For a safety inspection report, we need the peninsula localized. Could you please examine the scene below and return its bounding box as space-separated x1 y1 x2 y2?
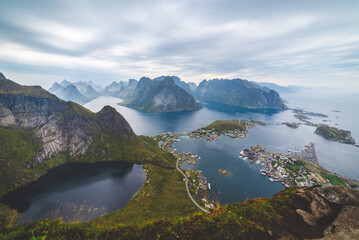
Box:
240 143 359 188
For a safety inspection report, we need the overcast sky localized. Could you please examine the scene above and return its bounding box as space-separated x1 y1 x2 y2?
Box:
0 0 358 89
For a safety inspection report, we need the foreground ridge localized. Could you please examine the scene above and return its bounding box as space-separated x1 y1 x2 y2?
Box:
1 186 359 239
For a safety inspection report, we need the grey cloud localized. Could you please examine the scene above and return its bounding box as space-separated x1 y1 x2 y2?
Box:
0 0 358 88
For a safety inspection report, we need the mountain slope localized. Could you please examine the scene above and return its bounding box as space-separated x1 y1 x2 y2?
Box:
195 78 286 109
0 73 198 229
0 74 135 168
122 76 201 112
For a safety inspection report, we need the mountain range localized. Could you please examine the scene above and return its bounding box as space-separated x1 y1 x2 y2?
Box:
49 75 290 112
49 80 103 104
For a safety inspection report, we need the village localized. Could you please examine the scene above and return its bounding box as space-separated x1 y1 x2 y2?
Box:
239 143 347 188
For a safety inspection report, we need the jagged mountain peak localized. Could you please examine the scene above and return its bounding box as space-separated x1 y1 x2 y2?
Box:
121 76 201 112
60 79 72 87
97 105 135 139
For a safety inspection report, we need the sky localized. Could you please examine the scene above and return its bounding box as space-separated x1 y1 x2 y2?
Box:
0 0 358 89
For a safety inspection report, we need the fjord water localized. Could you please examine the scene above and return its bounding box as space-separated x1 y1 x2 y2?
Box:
84 89 359 204
173 136 285 204
1 162 146 223
85 91 359 173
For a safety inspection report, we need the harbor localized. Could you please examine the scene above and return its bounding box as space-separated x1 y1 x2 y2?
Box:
239 143 356 188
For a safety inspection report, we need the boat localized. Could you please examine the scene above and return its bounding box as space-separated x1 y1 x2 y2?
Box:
261 163 265 166
261 172 267 176
269 178 274 182
208 183 211 190
255 160 261 164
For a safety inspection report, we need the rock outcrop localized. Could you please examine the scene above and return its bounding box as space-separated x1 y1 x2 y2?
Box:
289 186 359 239
0 73 135 167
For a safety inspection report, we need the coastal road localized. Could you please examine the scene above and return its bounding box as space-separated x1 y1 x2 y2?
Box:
175 154 209 213
161 136 209 213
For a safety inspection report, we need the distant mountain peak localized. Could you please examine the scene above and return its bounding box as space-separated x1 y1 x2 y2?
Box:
60 79 72 87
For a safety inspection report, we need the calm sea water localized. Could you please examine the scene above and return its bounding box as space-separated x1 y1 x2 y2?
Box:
1 162 146 223
173 136 284 204
84 90 359 183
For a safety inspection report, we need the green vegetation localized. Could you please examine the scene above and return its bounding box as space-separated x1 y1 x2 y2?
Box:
91 164 198 227
0 78 55 99
1 188 298 239
322 172 347 186
202 120 246 131
0 126 42 196
315 125 356 144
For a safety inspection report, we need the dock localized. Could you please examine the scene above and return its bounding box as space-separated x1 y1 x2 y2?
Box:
309 142 318 164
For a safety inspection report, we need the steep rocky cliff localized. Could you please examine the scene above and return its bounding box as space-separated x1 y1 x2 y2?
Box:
195 78 286 109
121 76 201 112
0 73 135 167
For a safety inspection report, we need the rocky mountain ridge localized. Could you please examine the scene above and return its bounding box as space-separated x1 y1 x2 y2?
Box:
0 73 135 167
195 78 286 109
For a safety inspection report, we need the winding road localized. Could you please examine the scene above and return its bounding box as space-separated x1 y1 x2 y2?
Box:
174 153 209 213
161 137 209 213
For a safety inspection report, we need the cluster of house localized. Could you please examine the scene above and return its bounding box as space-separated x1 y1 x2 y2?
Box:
241 145 331 188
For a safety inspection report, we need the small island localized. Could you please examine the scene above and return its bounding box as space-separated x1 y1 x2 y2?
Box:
282 122 299 129
293 109 328 118
315 125 356 145
190 120 266 141
294 114 310 121
218 169 232 176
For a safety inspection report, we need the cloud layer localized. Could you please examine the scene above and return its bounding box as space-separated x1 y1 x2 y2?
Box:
0 0 358 89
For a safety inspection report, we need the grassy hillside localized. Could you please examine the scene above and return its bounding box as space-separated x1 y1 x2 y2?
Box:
0 78 55 99
0 188 303 239
202 120 246 132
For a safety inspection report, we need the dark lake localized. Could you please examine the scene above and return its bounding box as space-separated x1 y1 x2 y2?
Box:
0 162 146 223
